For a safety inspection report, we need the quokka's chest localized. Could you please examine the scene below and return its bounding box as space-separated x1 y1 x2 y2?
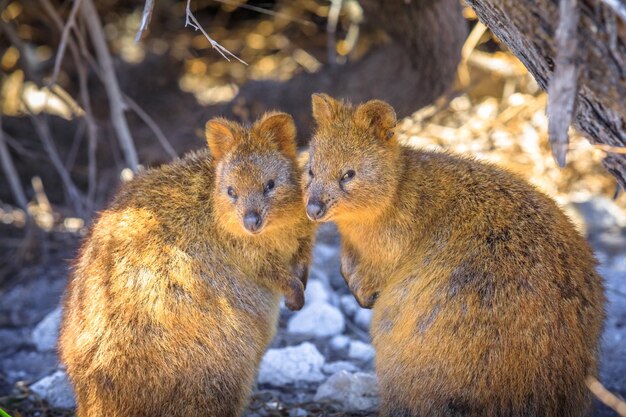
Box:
344 223 413 268
228 235 301 272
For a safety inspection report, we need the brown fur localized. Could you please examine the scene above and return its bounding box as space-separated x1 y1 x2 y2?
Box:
59 113 315 417
304 94 606 417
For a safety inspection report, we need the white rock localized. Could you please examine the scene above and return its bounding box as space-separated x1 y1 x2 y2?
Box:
30 370 76 409
340 295 359 318
354 309 372 330
2 351 57 383
314 371 379 411
304 280 329 304
309 265 330 286
348 341 376 362
257 342 325 386
289 408 308 417
329 335 350 351
313 243 337 266
323 361 359 374
287 303 345 338
572 197 626 233
32 307 62 352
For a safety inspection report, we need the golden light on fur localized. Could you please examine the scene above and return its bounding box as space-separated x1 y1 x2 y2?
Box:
59 114 315 417
305 94 605 417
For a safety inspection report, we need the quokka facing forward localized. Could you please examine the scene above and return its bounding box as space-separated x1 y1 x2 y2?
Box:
304 94 605 417
59 113 315 417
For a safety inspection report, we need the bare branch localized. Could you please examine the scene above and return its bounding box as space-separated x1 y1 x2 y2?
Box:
64 119 86 171
185 0 247 65
0 117 29 213
50 0 83 86
0 19 40 83
14 3 87 213
81 0 140 172
342 1 363 58
591 143 626 155
3 130 43 160
78 62 99 213
135 0 155 42
547 0 579 167
124 95 178 160
586 376 626 417
40 0 100 212
327 0 342 66
458 21 488 88
46 0 167 181
26 110 85 217
213 0 316 27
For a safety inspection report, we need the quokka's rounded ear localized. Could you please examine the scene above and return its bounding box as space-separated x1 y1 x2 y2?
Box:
205 118 239 160
354 100 397 142
311 93 340 126
255 112 297 159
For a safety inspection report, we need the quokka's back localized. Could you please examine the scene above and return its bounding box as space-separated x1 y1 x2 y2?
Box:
304 94 605 417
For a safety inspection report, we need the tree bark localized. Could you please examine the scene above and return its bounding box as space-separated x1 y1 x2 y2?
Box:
466 0 626 189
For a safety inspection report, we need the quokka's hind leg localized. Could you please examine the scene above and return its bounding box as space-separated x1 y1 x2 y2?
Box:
74 389 124 417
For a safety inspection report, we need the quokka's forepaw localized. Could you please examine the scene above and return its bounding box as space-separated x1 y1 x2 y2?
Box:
293 263 309 288
284 278 305 311
340 264 352 286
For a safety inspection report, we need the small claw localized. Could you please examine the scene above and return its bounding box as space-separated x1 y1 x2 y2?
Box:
284 279 305 311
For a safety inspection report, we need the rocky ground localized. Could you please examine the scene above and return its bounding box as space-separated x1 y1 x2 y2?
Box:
0 198 624 417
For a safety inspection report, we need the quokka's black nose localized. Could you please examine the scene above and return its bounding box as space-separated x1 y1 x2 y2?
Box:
243 211 262 233
306 200 327 220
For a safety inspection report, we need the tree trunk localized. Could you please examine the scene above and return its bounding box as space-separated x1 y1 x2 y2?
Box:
466 0 626 189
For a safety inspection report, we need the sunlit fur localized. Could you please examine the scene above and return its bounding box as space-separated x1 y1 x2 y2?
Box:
305 94 606 417
59 113 315 417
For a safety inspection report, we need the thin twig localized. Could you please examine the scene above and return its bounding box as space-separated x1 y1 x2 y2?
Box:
0 19 40 83
135 0 155 42
213 0 315 27
342 0 363 58
64 119 86 171
52 8 174 165
3 130 43 160
26 110 85 217
124 95 178 160
458 22 488 87
0 117 29 213
327 0 342 66
185 0 247 65
81 0 139 172
590 143 626 155
78 60 99 213
586 376 626 417
40 0 100 213
547 0 580 167
50 0 83 85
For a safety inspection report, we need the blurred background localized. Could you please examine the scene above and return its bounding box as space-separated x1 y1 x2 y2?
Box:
0 1 624 416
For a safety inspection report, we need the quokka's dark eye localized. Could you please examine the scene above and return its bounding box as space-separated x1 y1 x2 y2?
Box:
227 186 237 199
341 170 356 182
308 168 314 177
264 179 275 194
